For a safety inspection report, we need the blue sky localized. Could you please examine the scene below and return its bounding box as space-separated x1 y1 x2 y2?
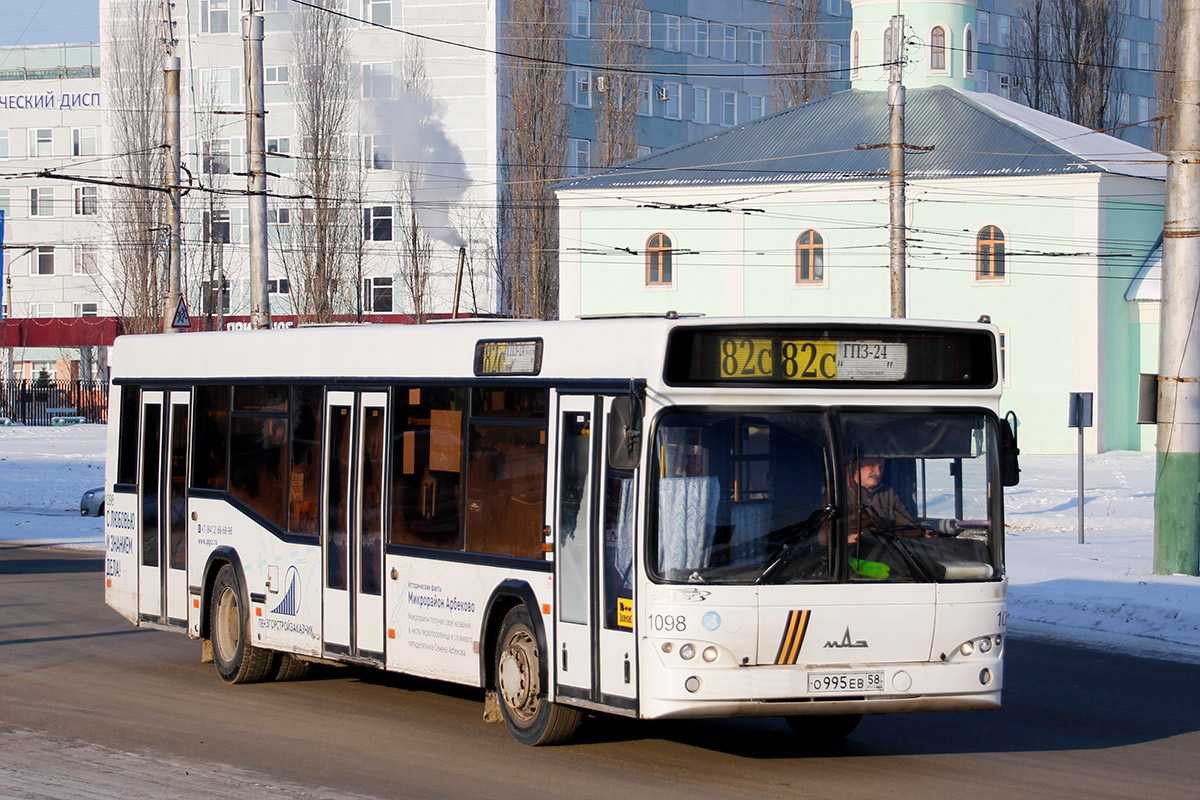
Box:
1 1 101 47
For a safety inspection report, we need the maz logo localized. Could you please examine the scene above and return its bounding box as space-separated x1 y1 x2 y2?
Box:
824 627 868 649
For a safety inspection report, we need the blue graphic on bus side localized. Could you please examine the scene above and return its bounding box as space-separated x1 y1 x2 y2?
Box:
270 566 301 616
702 611 722 631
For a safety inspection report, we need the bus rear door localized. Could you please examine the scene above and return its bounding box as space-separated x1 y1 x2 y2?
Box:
136 389 190 628
322 390 387 663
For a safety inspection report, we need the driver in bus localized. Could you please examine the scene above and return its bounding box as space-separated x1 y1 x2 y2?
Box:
845 456 928 542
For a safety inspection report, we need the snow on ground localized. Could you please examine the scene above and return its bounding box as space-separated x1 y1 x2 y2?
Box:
2 425 1199 663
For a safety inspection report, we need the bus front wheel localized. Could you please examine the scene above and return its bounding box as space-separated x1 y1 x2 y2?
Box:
495 605 582 746
210 564 277 684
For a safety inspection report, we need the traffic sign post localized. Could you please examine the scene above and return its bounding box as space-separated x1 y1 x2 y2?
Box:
1069 392 1093 544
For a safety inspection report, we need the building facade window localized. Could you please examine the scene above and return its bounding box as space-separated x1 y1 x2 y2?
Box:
636 9 651 46
73 127 96 157
977 225 1005 280
976 10 989 44
32 304 55 319
201 0 230 34
1137 42 1150 71
646 233 673 286
796 230 825 283
748 29 764 66
365 0 391 26
204 210 231 244
201 279 231 314
199 68 235 104
364 205 393 241
364 134 393 169
965 27 974 74
75 302 99 317
567 137 591 177
662 82 681 119
31 129 52 158
720 90 737 126
568 69 592 108
997 15 1010 47
850 30 860 77
265 65 289 84
363 276 393 312
883 26 896 71
693 20 709 57
929 26 948 72
362 62 393 98
267 137 290 155
37 246 55 275
693 86 709 123
828 43 843 78
572 0 591 37
76 244 99 274
998 74 1011 99
268 278 291 294
748 95 765 120
637 80 651 116
30 187 54 216
720 25 737 62
664 15 681 52
203 139 231 174
74 186 97 216
0 130 9 159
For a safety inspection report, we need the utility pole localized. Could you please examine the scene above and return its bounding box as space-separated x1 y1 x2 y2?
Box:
887 12 906 319
244 9 271 330
160 2 182 334
1155 0 1200 576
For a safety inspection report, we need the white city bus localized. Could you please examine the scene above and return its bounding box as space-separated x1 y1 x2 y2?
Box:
104 316 1019 745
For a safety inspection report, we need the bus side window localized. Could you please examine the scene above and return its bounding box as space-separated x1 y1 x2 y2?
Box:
464 388 548 559
289 386 323 535
191 385 230 491
390 387 464 550
228 385 288 529
116 385 140 486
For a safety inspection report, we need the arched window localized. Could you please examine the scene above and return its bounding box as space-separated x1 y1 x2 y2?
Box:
965 27 975 74
883 26 896 70
646 233 673 285
977 226 1005 280
796 230 825 283
850 30 861 77
930 26 947 72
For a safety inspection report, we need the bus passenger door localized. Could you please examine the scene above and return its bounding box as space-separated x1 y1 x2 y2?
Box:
554 394 638 710
136 389 190 628
322 390 386 663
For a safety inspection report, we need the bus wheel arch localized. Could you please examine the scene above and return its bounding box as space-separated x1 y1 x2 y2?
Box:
480 580 542 692
204 551 276 683
494 604 582 745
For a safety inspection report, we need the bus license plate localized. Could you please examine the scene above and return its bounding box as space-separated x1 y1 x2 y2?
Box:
807 671 885 694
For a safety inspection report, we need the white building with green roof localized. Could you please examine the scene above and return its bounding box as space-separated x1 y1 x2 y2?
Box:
556 0 1166 455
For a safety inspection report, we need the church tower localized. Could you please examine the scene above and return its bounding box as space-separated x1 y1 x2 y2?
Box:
849 0 980 91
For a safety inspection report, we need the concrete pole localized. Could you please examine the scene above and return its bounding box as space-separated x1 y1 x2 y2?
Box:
244 12 271 330
1155 0 1200 576
163 56 182 333
887 14 906 319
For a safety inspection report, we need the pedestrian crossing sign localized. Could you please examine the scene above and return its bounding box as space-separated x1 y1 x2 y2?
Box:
171 296 191 329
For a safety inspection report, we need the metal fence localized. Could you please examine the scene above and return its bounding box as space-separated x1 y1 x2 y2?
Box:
0 380 109 426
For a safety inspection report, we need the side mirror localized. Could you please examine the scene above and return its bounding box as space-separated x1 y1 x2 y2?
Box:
608 395 642 470
1000 411 1021 487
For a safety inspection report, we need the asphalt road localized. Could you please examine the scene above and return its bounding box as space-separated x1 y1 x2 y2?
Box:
1 543 1198 800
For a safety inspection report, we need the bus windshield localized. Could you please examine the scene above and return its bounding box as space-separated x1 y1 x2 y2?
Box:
650 410 1002 585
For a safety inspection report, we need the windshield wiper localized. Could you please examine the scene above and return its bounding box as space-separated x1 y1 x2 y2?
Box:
755 504 835 585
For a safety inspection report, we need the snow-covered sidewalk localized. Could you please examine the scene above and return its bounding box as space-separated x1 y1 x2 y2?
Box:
3 425 1198 663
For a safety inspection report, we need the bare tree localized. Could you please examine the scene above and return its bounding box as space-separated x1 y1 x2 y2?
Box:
102 0 166 335
768 0 827 109
191 77 231 331
1011 0 1055 113
1153 0 1179 152
498 0 569 319
1008 0 1124 130
282 0 357 323
592 0 644 168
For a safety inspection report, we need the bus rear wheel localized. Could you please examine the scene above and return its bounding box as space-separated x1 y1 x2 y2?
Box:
785 713 863 743
495 606 582 746
210 564 277 684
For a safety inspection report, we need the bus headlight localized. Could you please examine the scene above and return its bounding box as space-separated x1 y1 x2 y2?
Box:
978 637 993 653
702 646 718 663
960 640 976 657
679 643 696 660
